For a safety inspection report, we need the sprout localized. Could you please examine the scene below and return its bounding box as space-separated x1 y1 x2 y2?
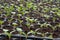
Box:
29 19 34 23
48 33 53 39
26 2 33 8
28 18 34 23
26 22 30 28
3 29 12 39
19 20 23 24
4 5 14 16
16 28 23 32
3 29 9 32
12 22 17 26
12 22 18 29
52 8 59 11
16 28 26 37
27 30 36 35
11 12 16 15
32 5 37 10
0 20 4 25
56 12 60 17
0 20 4 29
26 17 35 23
41 22 51 27
44 14 50 19
18 14 22 16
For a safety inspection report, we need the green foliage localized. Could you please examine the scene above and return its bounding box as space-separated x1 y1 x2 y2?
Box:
3 29 12 39
40 22 51 27
1 0 60 38
26 2 33 9
26 22 31 28
16 28 26 36
12 22 18 27
27 30 36 35
0 20 4 25
4 4 14 16
26 2 37 10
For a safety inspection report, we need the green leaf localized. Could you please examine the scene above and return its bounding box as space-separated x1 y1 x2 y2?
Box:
0 20 4 25
26 22 30 28
26 2 33 8
3 29 9 32
32 5 37 10
27 30 35 35
12 22 18 26
44 14 50 19
16 28 23 32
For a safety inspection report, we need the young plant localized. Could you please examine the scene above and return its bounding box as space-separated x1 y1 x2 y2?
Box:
53 17 56 22
26 17 37 23
0 20 4 29
26 2 33 9
26 22 31 29
8 18 13 23
40 22 51 27
3 29 12 40
4 4 14 16
48 33 53 39
12 22 18 29
26 1 37 10
16 27 26 35
44 14 50 19
17 14 22 19
18 19 23 24
35 28 42 37
27 30 36 36
56 12 60 17
27 30 36 40
17 4 27 15
16 28 27 38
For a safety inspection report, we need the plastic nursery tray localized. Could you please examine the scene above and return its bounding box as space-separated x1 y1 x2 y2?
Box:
27 36 53 40
0 34 53 40
53 38 60 40
10 34 53 40
11 34 25 40
0 34 8 40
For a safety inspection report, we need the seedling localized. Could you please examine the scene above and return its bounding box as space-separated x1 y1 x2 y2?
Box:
18 20 23 24
17 4 27 15
11 12 16 15
26 17 37 23
16 27 26 40
40 22 51 27
56 12 60 17
27 30 36 40
4 4 14 16
26 2 33 9
45 32 53 38
0 20 4 29
16 27 26 36
17 14 22 18
3 29 12 40
26 1 37 10
12 22 18 29
44 14 50 19
8 18 13 23
26 22 31 29
27 30 36 36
